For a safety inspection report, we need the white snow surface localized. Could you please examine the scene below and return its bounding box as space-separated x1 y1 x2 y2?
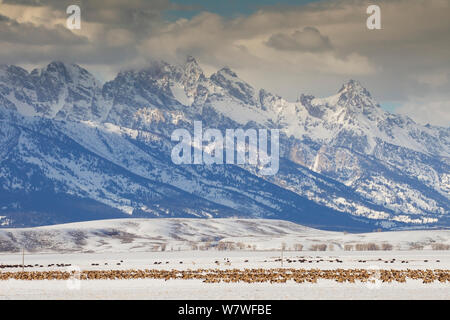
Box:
0 219 449 300
0 250 449 300
0 218 448 253
170 82 193 106
1 276 449 300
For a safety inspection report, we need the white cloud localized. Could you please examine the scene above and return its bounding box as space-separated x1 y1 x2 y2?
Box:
0 0 448 126
414 72 449 87
397 98 450 127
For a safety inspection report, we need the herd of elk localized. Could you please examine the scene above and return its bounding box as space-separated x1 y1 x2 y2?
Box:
0 268 448 284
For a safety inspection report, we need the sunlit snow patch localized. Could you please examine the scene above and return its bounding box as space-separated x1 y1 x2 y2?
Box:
170 83 193 106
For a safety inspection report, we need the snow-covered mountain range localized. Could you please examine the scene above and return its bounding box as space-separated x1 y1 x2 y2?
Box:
0 57 448 230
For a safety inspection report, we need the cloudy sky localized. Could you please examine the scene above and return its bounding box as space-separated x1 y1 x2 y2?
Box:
0 0 449 126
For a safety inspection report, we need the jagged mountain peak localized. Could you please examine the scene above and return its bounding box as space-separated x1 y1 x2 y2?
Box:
338 79 366 92
185 55 197 63
298 93 315 104
0 64 27 74
0 65 30 84
216 66 238 78
337 79 373 100
32 61 70 84
45 60 68 70
181 56 205 89
184 55 202 71
31 61 99 87
41 61 77 76
184 55 201 68
209 66 258 105
334 79 380 111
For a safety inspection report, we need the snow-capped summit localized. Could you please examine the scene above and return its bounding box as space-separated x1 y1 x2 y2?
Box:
216 66 238 78
338 79 371 95
0 61 104 119
37 61 71 80
183 55 203 76
179 56 205 100
334 79 380 112
210 67 258 106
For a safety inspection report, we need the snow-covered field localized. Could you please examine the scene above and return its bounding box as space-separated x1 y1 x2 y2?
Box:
2 277 449 300
0 250 449 299
0 218 449 299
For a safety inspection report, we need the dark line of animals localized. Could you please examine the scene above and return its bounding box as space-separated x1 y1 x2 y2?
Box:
0 268 448 284
0 257 440 269
0 263 71 269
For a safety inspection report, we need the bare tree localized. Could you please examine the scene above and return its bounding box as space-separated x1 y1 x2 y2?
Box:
431 243 450 250
309 244 327 251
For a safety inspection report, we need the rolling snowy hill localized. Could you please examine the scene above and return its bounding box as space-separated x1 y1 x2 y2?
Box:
0 218 449 253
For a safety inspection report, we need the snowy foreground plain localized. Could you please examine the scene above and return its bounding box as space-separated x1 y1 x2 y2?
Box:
0 218 449 299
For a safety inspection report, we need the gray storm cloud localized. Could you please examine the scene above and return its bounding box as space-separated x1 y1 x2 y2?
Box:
0 0 448 126
0 14 88 45
266 27 332 52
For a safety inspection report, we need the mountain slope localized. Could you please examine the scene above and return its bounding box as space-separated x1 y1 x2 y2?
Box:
0 113 377 231
0 57 448 230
